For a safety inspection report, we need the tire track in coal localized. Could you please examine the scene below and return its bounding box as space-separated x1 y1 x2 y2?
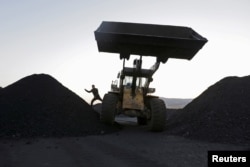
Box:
57 137 167 167
0 142 13 167
82 137 167 167
57 138 129 167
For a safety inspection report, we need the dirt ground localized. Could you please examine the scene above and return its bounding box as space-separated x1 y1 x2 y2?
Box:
0 116 247 167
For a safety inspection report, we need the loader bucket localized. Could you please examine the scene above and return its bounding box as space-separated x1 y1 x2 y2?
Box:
94 21 207 63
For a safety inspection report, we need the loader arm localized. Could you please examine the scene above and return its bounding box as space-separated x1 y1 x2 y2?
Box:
143 61 160 95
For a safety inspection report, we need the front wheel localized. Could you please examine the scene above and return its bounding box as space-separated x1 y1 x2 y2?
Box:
137 117 147 125
148 98 166 132
100 93 118 125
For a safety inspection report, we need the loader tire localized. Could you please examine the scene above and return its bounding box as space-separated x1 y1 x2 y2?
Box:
137 117 147 125
101 93 118 125
148 98 166 132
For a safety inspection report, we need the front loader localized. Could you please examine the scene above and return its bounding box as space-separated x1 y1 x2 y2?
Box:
94 21 207 131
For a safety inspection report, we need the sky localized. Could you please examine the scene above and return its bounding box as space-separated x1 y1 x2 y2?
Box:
1 0 250 103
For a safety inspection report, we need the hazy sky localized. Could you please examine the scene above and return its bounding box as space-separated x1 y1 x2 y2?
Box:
1 0 250 103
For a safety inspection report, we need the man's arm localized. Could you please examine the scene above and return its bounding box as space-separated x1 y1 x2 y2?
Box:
85 89 92 93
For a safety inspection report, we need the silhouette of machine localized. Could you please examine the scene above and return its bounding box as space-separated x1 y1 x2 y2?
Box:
94 21 207 131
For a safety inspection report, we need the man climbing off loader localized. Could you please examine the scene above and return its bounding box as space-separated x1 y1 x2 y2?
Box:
85 84 103 107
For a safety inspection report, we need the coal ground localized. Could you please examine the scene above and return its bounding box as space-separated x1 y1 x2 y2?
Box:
166 75 250 146
0 74 117 138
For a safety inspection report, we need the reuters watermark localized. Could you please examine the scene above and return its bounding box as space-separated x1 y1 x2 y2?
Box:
208 151 249 167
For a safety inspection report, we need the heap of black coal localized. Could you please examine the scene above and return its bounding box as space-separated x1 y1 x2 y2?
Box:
167 76 250 145
0 74 115 138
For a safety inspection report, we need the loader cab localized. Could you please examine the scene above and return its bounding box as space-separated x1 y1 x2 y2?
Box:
123 76 143 87
123 76 132 88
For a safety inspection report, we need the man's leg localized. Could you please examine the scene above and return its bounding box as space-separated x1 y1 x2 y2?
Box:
97 96 103 102
91 98 96 107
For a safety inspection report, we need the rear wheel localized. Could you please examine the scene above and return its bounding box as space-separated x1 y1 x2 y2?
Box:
148 98 166 132
101 93 118 125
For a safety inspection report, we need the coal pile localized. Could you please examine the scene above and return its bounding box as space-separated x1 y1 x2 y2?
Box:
0 74 116 138
167 76 250 145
